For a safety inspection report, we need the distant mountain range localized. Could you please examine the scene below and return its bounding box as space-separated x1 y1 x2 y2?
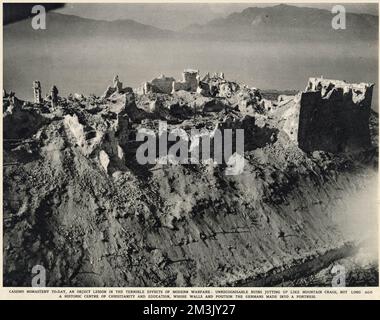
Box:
4 12 174 40
4 4 378 42
185 4 378 41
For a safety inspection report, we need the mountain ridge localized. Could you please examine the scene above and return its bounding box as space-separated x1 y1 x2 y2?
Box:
4 11 175 39
4 4 378 42
184 4 378 41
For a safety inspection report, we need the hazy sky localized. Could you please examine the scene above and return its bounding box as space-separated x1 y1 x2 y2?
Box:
57 3 379 30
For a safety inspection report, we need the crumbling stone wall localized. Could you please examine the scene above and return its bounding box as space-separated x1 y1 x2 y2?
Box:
50 85 59 108
102 76 133 98
33 81 42 103
113 75 123 93
199 72 240 98
284 77 374 153
143 74 175 94
172 69 199 93
151 75 175 94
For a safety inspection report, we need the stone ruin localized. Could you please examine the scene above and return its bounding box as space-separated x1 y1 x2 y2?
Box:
142 74 176 94
137 69 199 94
172 69 199 93
102 75 133 99
113 75 123 93
33 80 42 103
283 77 374 153
21 73 374 156
139 69 243 99
51 85 59 107
201 72 240 98
141 69 200 95
29 80 60 107
2 90 19 113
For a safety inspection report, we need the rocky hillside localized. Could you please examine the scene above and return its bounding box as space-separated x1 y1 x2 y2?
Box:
3 72 378 286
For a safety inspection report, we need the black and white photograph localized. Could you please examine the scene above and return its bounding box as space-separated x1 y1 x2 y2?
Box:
2 1 379 291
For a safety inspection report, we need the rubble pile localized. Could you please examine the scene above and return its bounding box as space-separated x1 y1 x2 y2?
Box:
3 70 378 286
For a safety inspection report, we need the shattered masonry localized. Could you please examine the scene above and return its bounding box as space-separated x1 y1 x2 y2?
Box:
2 69 377 287
33 80 42 104
284 77 374 153
5 72 375 157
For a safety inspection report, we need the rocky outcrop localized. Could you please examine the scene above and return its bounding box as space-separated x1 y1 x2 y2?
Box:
283 77 374 153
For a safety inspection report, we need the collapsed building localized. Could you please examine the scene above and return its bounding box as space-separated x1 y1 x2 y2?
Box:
3 69 378 287
31 81 59 107
101 75 134 99
140 69 201 95
142 74 176 94
139 69 246 100
172 69 199 92
283 77 374 153
11 73 376 156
